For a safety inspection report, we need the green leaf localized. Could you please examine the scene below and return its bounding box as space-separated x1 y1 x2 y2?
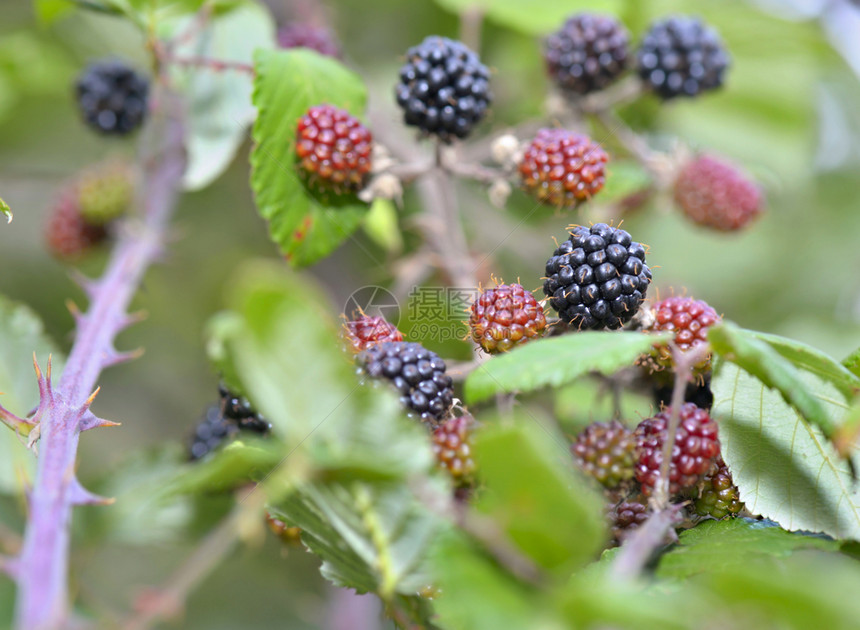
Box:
0 197 10 224
464 331 665 405
598 160 653 204
711 361 860 540
34 0 75 24
709 322 837 438
0 296 65 494
271 481 441 598
473 420 606 573
739 328 860 400
362 198 403 254
842 346 860 380
656 518 838 581
167 1 275 190
251 49 369 267
433 0 620 36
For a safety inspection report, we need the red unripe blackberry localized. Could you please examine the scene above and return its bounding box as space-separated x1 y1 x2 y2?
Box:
544 223 652 330
295 104 373 193
571 420 636 488
694 455 744 519
674 155 763 231
277 23 341 58
469 283 547 354
357 341 454 426
609 500 648 541
636 17 729 99
343 315 403 353
45 188 108 259
432 415 476 485
634 403 720 497
648 296 720 371
544 14 630 96
519 129 608 208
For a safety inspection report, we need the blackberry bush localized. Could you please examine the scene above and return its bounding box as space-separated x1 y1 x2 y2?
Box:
395 36 492 142
543 223 652 330
519 129 608 207
75 59 149 135
674 155 763 231
356 341 454 425
544 14 630 96
571 420 636 488
295 104 373 193
636 16 729 99
469 282 547 354
634 403 721 496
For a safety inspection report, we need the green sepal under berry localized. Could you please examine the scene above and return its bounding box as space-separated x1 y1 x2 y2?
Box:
251 49 369 267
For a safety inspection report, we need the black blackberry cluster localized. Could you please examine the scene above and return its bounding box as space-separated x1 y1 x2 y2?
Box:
636 16 729 99
188 385 271 460
543 223 651 330
395 36 491 142
544 14 630 96
75 59 149 135
357 341 454 425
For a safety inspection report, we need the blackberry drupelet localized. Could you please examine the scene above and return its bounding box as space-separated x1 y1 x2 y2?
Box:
188 405 239 460
45 187 108 259
674 155 763 231
634 403 720 497
357 341 454 425
469 283 547 354
636 16 729 99
694 455 744 519
571 420 636 488
648 296 720 371
343 314 403 353
519 129 608 208
75 59 149 135
295 104 373 193
544 14 630 96
395 36 492 142
543 223 651 330
277 23 341 58
432 415 476 485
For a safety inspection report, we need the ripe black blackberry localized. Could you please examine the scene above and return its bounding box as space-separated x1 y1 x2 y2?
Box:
189 405 239 460
544 14 630 96
395 36 492 142
636 16 728 99
218 384 271 433
543 223 652 330
571 420 636 488
75 59 149 135
356 341 454 425
634 403 720 497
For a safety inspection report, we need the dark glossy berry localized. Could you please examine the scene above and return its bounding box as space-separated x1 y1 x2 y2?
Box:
571 420 636 488
295 104 373 192
648 296 720 371
674 155 763 231
75 59 149 135
519 129 608 208
469 283 546 354
609 500 648 541
654 376 713 411
634 403 720 497
544 14 630 96
395 36 492 142
636 16 729 99
343 315 403 353
356 341 454 425
543 223 652 330
45 187 108 259
277 23 341 58
218 384 271 434
77 162 134 225
694 455 744 519
432 415 476 485
189 404 239 460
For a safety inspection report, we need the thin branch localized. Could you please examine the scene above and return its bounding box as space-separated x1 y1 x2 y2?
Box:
459 6 484 53
159 52 255 75
13 88 186 630
607 505 682 581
